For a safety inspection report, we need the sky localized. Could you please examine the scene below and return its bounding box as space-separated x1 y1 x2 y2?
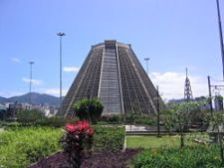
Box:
0 0 224 100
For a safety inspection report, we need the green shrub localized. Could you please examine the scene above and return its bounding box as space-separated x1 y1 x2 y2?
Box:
0 127 62 168
0 121 21 129
100 115 124 124
99 113 155 125
16 109 45 125
16 109 78 127
73 98 103 123
93 125 125 152
125 113 156 125
133 145 221 168
37 116 78 128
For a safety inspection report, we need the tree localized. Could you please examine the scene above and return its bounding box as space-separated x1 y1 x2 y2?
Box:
165 101 203 148
209 111 224 165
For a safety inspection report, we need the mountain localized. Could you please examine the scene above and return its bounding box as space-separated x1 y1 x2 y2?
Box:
0 96 7 103
0 92 60 107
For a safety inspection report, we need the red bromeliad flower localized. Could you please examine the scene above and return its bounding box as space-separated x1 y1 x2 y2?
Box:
65 123 77 133
86 127 94 136
65 120 94 136
63 120 94 168
79 120 90 131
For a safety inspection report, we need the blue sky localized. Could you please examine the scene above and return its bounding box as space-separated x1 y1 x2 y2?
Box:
0 0 224 100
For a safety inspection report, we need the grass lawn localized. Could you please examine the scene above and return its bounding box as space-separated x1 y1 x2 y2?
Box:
126 133 206 149
127 135 180 148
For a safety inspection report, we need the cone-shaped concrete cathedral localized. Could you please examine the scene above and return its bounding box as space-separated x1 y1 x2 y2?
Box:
58 40 164 117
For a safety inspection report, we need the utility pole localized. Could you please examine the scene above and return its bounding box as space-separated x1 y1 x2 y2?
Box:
29 61 34 105
156 85 161 137
208 76 213 116
216 0 224 80
57 32 66 106
144 57 150 76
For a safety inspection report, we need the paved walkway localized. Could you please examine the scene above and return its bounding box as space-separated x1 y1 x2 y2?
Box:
125 125 175 135
125 125 168 132
126 125 151 132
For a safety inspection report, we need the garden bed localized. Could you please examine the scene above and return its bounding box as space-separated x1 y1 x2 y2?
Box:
0 125 125 168
30 149 140 168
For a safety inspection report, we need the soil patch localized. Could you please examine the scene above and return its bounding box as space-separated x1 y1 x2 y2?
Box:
30 149 139 168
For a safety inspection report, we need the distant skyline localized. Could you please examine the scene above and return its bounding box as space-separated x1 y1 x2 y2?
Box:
1 0 224 100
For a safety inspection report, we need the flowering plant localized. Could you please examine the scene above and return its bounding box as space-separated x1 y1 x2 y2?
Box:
61 120 94 168
65 120 94 136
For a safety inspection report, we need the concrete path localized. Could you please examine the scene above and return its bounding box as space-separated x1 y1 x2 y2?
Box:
125 125 175 135
125 125 150 132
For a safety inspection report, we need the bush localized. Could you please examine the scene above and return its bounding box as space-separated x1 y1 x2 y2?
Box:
93 125 125 152
133 145 221 168
99 113 156 125
16 110 78 127
0 127 62 168
125 113 156 125
73 98 103 123
16 109 45 125
37 116 78 128
99 115 124 124
0 121 21 129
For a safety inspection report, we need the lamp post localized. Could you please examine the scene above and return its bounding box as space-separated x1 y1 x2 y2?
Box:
156 85 160 137
216 0 224 80
57 32 66 105
29 61 34 105
144 57 150 76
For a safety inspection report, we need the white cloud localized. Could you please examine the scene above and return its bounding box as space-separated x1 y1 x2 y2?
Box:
22 77 42 85
44 88 68 97
11 57 21 63
0 91 25 98
149 72 208 100
63 66 79 73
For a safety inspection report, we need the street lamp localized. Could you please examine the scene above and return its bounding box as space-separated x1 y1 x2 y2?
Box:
216 0 224 80
57 32 66 105
29 61 34 105
144 57 150 76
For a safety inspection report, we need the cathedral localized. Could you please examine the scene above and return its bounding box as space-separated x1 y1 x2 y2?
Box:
58 40 164 117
